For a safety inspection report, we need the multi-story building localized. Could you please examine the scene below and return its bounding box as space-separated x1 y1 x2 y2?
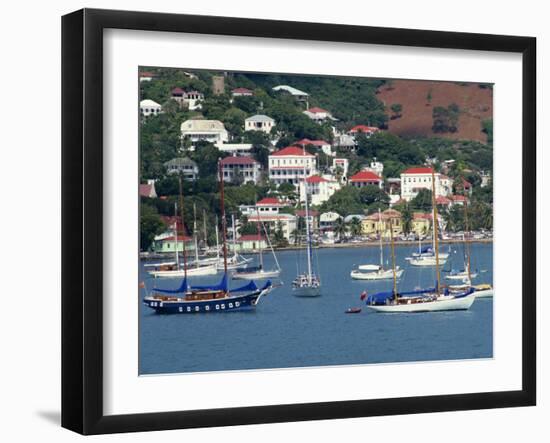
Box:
332 158 349 178
218 143 254 156
163 157 199 181
268 146 317 187
171 88 204 110
400 167 452 201
248 213 297 242
348 171 383 189
180 119 229 147
139 99 162 117
294 138 332 157
219 156 261 184
231 87 254 97
299 175 340 206
244 115 275 134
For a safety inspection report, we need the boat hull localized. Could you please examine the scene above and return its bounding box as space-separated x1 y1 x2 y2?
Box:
143 289 268 314
149 264 218 278
351 268 404 280
367 293 475 313
232 270 281 280
292 286 321 297
409 256 448 267
474 287 494 298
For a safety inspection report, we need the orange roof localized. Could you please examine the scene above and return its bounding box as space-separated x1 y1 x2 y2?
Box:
257 197 284 206
350 125 379 133
270 146 315 157
403 167 434 174
307 107 328 113
349 171 382 182
295 138 329 146
306 175 328 183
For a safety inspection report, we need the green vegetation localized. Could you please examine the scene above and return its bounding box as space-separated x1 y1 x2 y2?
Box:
432 103 460 133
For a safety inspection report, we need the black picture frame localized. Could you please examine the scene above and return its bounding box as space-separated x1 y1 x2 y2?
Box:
62 8 536 435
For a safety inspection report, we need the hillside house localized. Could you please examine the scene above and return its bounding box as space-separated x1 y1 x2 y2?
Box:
244 115 275 134
349 171 383 189
219 156 261 184
268 146 317 187
180 119 229 147
140 99 162 117
163 157 199 180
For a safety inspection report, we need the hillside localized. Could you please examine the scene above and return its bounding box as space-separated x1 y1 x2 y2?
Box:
377 80 493 143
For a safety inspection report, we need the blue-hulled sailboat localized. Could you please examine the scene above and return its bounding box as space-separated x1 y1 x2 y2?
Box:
143 163 273 314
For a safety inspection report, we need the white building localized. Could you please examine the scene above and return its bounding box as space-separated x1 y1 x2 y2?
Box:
140 99 162 117
480 171 491 188
239 197 287 217
319 211 342 231
139 72 155 82
332 158 349 178
272 85 309 103
363 160 384 177
164 157 199 180
219 156 261 184
348 125 380 138
400 167 452 201
244 115 275 134
348 170 383 189
268 146 317 187
231 87 254 97
299 175 341 206
218 143 254 156
171 88 204 110
302 107 336 122
248 213 297 242
180 119 229 147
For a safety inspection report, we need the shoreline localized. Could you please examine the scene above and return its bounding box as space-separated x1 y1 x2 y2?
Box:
140 238 493 259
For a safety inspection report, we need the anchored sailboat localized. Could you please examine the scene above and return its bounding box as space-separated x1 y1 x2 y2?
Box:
351 209 404 280
233 206 281 280
292 148 321 297
143 160 273 314
365 169 475 313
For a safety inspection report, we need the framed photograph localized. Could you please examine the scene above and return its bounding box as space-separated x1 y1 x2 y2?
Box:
62 8 536 435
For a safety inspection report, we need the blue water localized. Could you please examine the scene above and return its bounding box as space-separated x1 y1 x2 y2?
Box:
139 243 493 375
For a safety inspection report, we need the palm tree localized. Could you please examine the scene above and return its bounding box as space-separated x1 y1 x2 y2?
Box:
401 203 413 234
333 217 348 241
349 217 362 238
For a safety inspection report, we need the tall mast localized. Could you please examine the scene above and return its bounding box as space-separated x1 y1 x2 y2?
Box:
202 209 208 250
173 202 179 268
215 215 220 261
378 208 383 267
302 146 313 280
255 204 263 269
178 177 188 280
193 202 199 264
430 168 441 295
232 214 237 259
389 216 397 300
218 160 228 276
463 195 472 283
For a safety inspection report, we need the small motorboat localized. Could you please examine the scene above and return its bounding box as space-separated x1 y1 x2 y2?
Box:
345 307 362 314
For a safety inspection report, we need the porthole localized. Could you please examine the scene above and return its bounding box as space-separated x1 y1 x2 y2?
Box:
187 307 191 312
205 305 210 311
229 303 233 308
195 306 200 312
221 304 225 309
216 305 220 310
179 307 183 312
235 302 240 307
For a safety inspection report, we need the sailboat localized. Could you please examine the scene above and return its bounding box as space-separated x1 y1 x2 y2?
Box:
351 209 404 280
407 219 449 266
143 161 273 314
445 234 478 281
148 181 217 279
233 207 281 280
217 214 252 271
365 169 476 313
292 148 321 297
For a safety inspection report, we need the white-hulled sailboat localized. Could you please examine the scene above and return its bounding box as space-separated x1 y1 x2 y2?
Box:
365 169 476 313
292 148 321 297
233 207 281 280
217 214 252 271
351 209 404 280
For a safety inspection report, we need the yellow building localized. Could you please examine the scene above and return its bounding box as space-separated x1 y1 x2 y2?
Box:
361 209 403 238
411 213 432 236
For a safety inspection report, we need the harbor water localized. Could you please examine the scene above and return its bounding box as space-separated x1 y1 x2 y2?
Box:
139 242 493 375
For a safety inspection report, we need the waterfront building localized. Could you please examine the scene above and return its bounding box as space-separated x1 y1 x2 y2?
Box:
361 209 403 238
219 156 261 184
139 99 162 117
163 157 199 180
268 146 317 187
230 234 268 253
244 114 275 134
319 211 342 231
180 119 229 147
248 213 297 242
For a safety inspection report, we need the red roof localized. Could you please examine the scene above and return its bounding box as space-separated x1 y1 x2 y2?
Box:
349 171 382 182
160 235 193 242
413 213 433 220
237 234 266 242
139 184 154 197
306 175 328 183
140 71 155 77
171 87 185 95
220 156 259 165
232 87 254 94
402 167 434 175
436 196 451 205
295 138 329 147
350 125 379 133
257 197 283 206
307 107 328 114
450 195 468 202
270 146 315 157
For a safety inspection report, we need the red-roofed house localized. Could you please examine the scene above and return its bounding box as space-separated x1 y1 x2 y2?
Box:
400 167 451 201
220 156 261 184
231 234 267 252
139 180 157 198
349 125 380 137
294 138 332 156
231 87 254 97
299 175 341 206
454 177 473 196
349 171 383 189
171 88 204 110
238 197 287 218
303 107 335 122
268 146 317 186
449 194 469 206
139 71 155 82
